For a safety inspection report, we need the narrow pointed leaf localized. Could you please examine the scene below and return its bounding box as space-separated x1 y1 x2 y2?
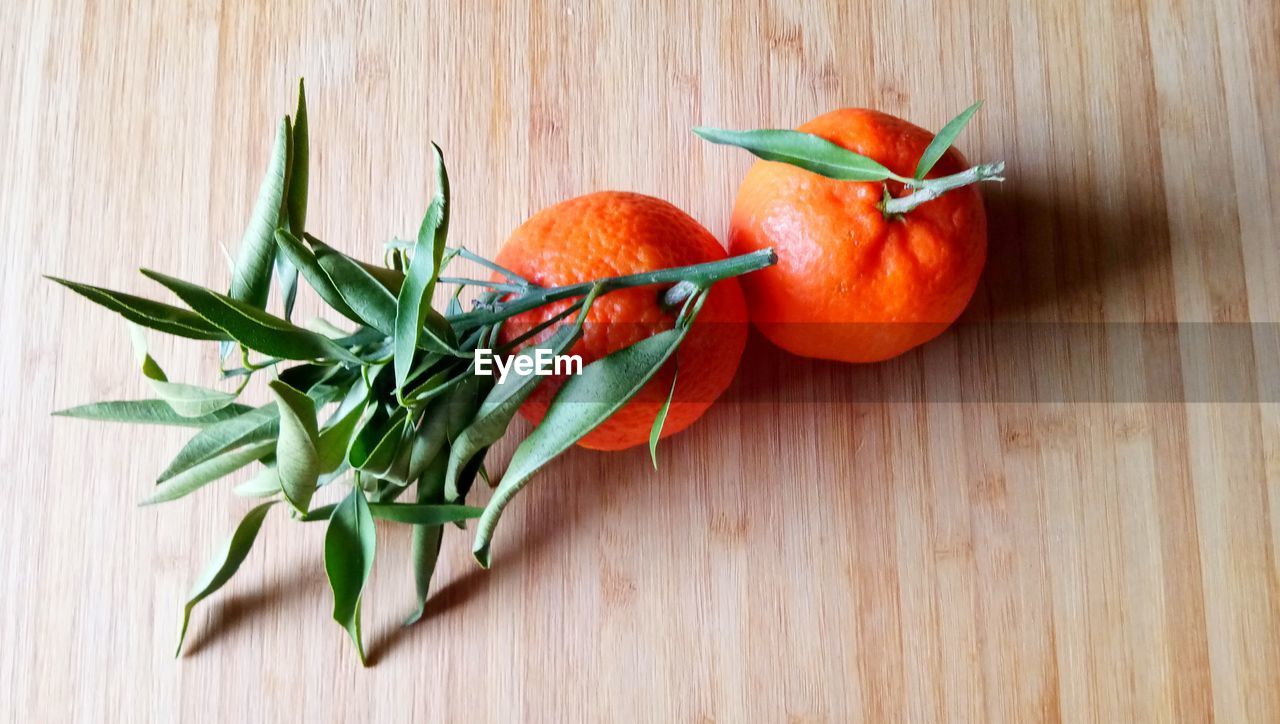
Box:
445 321 583 501
176 501 276 655
693 127 893 181
53 399 252 426
233 466 282 498
157 405 279 483
277 80 309 319
351 412 410 481
325 487 376 665
368 501 481 525
317 384 369 473
474 326 691 567
649 366 678 469
406 405 449 483
310 238 402 334
394 144 457 388
47 277 231 341
405 449 448 626
914 100 983 181
269 380 321 513
274 230 362 325
142 269 361 363
129 325 237 418
143 439 275 505
229 117 292 310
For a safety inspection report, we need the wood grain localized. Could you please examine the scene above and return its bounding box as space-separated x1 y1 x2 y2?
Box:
2 0 1277 721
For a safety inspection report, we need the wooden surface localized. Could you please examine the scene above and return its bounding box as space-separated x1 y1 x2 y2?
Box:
3 1 1278 721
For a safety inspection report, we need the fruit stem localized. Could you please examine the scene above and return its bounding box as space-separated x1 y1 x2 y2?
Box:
448 248 777 330
881 161 1005 216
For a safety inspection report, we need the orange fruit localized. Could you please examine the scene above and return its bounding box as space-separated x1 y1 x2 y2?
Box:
494 191 748 451
728 108 988 362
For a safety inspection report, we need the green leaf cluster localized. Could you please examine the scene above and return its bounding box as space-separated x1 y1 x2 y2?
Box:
50 80 776 665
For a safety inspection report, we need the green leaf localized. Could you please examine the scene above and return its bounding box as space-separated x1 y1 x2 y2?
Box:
269 380 321 513
143 439 275 505
394 144 457 389
309 237 402 334
129 325 238 418
53 399 253 426
405 405 449 483
405 449 448 626
142 269 361 363
350 410 410 482
649 366 678 469
277 361 347 395
444 320 584 501
229 116 292 310
176 501 276 655
692 127 894 182
277 79 309 320
367 501 481 525
317 384 369 473
914 100 983 181
274 230 363 325
233 466 282 498
473 324 693 567
157 405 278 483
324 486 376 665
47 277 231 341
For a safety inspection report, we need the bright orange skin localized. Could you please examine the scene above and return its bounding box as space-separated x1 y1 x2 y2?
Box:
494 192 748 451
729 109 988 363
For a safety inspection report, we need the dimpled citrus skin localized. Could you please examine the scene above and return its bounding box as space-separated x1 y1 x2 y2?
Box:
494 191 747 451
729 108 988 363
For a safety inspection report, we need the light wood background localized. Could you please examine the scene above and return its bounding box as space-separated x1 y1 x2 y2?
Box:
3 0 1278 721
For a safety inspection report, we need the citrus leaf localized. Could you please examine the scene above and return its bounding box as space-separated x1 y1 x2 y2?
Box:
274 230 362 325
229 116 291 310
692 127 894 182
268 380 322 513
233 466 282 498
444 320 584 501
176 501 276 655
649 365 678 469
325 486 376 665
473 326 689 567
394 144 457 389
143 439 275 505
128 325 238 418
142 269 361 363
157 405 278 483
367 501 481 525
317 383 369 473
310 237 402 334
236 463 349 498
301 499 476 525
405 449 449 626
47 277 232 341
914 100 982 181
277 79 309 320
350 411 410 481
53 399 253 426
405 405 449 483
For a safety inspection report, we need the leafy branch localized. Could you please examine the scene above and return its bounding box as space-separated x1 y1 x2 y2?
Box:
50 80 775 665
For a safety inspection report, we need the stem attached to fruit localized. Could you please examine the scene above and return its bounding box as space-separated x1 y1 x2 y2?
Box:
448 248 778 331
881 162 1005 217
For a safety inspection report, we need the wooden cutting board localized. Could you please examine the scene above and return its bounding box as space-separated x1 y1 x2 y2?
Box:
3 1 1277 721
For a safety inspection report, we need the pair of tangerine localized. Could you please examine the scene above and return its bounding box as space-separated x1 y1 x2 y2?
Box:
494 109 990 450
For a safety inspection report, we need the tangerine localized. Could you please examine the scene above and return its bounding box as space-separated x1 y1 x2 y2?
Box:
494 191 747 451
728 108 988 362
